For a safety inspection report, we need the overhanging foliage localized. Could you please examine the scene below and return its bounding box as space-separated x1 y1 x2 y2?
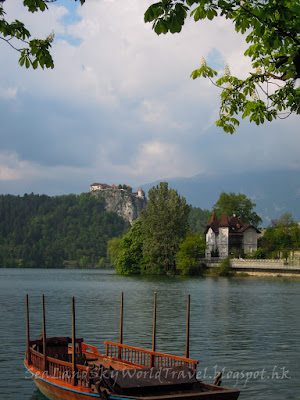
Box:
0 0 85 69
145 0 300 132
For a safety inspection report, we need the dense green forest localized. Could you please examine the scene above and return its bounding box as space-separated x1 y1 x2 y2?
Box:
0 190 212 269
0 193 128 268
2 188 297 271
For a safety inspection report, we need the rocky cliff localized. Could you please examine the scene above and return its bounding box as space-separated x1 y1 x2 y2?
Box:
92 189 147 225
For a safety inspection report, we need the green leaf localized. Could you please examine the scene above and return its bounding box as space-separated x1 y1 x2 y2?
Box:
191 6 206 21
145 4 164 22
19 56 25 67
32 59 38 69
207 8 217 20
154 20 168 34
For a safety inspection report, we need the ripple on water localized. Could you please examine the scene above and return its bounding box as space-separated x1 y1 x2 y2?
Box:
0 269 299 400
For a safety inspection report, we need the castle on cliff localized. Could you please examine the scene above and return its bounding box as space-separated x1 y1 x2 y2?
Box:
89 183 146 224
90 183 145 199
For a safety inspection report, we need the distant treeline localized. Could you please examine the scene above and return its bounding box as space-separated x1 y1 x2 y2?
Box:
0 193 129 268
4 189 298 271
188 207 211 234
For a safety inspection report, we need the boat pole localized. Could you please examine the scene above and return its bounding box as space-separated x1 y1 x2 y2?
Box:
118 292 123 359
151 292 157 367
42 294 48 371
185 294 190 359
72 296 77 386
26 294 31 365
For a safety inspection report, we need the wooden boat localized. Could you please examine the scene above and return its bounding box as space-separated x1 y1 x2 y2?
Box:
24 293 240 400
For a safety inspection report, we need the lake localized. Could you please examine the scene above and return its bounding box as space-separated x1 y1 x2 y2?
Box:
0 269 299 400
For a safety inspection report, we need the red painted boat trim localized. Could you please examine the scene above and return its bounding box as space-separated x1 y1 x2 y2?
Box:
24 359 98 398
25 360 138 400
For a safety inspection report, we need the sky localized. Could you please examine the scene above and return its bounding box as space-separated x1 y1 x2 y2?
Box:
0 0 299 198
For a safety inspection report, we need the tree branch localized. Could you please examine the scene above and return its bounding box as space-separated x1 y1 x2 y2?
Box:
0 36 24 52
240 3 300 46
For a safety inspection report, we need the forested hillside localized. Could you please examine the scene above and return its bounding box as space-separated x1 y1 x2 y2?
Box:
188 207 211 234
0 193 128 268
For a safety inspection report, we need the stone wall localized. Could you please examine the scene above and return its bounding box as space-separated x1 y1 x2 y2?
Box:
242 228 258 254
218 227 229 258
205 258 300 272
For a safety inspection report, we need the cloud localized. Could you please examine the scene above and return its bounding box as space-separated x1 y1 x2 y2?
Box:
0 0 299 196
0 86 18 100
98 140 184 182
138 99 186 131
4 0 67 37
0 151 38 181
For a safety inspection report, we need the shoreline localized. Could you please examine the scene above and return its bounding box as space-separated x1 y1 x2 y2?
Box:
235 271 300 277
1 266 300 278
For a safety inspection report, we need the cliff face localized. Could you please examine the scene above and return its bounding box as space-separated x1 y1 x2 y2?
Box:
92 189 147 225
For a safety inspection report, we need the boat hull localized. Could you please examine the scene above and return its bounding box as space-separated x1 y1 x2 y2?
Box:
34 378 95 400
26 362 239 400
25 362 99 400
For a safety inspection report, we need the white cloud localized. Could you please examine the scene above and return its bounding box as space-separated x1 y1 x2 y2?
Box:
92 138 202 185
0 152 37 181
138 99 186 131
1 0 254 111
108 140 182 180
0 86 18 99
0 0 299 195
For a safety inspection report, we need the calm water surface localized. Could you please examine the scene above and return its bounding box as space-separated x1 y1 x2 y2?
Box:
0 269 299 400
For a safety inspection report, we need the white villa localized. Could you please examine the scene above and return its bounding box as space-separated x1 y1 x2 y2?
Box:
205 212 260 258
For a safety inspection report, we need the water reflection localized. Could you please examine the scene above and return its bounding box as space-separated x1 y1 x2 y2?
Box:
28 390 47 400
0 269 299 400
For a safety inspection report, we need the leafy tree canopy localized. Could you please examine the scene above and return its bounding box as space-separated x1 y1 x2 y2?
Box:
258 212 300 258
107 237 122 265
145 0 300 133
114 219 146 275
141 182 191 274
175 231 206 275
212 191 262 226
277 212 297 226
0 0 85 69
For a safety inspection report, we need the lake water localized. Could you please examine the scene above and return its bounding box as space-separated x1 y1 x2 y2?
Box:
0 269 299 400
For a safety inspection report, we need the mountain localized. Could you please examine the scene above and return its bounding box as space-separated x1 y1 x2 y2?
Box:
139 170 300 227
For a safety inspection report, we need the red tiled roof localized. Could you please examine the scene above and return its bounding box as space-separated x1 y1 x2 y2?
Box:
206 213 260 234
205 212 220 233
239 223 260 233
219 214 229 227
228 215 242 226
